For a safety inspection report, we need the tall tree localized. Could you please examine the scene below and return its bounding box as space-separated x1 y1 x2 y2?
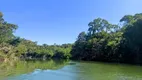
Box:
0 12 18 43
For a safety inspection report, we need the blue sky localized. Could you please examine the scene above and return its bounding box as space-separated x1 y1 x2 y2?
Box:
0 0 142 45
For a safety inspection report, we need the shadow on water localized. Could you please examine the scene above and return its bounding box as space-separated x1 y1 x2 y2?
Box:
73 61 142 80
0 59 69 80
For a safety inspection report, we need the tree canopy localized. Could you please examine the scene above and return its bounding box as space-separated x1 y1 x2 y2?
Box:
71 13 142 64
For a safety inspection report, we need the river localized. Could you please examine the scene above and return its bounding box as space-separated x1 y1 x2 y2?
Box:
1 60 142 80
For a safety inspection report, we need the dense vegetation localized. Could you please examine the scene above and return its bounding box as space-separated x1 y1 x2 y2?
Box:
71 13 142 64
0 12 72 61
0 11 142 64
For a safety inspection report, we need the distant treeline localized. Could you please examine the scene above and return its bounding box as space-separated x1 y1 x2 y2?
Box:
0 12 142 64
0 12 72 61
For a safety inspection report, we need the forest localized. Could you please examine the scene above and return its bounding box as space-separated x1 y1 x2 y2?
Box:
0 12 142 64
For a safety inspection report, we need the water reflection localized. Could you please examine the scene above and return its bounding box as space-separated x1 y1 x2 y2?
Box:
1 60 142 80
75 61 142 80
0 59 68 80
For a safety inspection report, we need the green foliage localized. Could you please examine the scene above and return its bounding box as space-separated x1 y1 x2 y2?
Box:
0 12 18 43
1 11 142 64
71 13 142 64
0 12 72 60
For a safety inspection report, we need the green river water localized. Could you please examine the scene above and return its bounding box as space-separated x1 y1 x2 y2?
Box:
1 60 142 80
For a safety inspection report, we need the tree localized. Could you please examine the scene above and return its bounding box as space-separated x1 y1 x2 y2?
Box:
0 12 18 43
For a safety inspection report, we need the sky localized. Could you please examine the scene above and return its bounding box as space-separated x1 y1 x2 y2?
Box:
0 0 142 45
